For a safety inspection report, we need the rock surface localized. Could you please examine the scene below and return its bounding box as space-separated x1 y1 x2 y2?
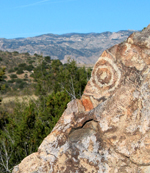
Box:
13 25 150 173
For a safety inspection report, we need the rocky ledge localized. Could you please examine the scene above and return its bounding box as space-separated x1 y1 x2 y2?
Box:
13 25 150 173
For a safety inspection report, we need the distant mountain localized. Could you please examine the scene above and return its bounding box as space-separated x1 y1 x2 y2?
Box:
0 30 135 64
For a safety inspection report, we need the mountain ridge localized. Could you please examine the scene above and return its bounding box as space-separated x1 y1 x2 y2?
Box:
0 30 136 64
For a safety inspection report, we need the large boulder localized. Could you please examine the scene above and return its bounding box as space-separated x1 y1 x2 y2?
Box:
13 25 150 173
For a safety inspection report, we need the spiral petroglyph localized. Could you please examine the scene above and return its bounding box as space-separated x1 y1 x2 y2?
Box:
84 56 121 99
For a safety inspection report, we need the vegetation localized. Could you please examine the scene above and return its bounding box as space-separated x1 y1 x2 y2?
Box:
142 27 146 31
32 57 91 99
0 67 5 103
0 92 70 172
0 51 92 172
0 51 37 95
10 74 17 79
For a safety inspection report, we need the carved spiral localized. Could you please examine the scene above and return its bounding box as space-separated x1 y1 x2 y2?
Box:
88 57 121 99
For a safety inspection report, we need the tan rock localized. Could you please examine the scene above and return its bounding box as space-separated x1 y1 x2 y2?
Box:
13 24 150 173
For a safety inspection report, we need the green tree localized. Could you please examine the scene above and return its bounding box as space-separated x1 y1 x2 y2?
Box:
32 57 92 99
13 51 19 56
44 56 51 63
18 63 27 68
0 56 92 171
0 67 5 103
8 69 15 73
0 91 70 171
59 59 91 99
25 65 34 72
10 74 17 79
16 68 24 74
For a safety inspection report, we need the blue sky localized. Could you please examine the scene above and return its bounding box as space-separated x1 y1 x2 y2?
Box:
0 0 149 39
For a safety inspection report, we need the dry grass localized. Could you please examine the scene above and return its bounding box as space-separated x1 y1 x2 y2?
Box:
77 63 94 69
1 95 38 113
2 95 38 104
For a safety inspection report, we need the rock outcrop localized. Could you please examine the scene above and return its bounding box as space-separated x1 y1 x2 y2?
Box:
13 25 150 173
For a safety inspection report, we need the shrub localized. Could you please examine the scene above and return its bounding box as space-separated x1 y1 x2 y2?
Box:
16 69 24 74
10 74 17 79
2 75 7 79
24 74 28 79
29 60 35 64
18 63 27 68
8 69 15 73
15 78 23 83
14 79 27 89
45 56 51 63
23 78 28 81
25 65 34 72
23 52 30 56
13 51 19 56
14 67 18 71
142 27 146 31
18 82 25 89
30 73 34 77
34 53 38 57
8 79 15 83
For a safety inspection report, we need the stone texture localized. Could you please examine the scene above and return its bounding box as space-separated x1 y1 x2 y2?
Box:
13 25 150 173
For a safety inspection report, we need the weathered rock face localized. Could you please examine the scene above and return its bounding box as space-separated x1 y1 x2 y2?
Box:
13 25 150 173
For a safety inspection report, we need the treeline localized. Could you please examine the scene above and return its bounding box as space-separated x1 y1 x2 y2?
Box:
32 56 91 98
0 56 92 172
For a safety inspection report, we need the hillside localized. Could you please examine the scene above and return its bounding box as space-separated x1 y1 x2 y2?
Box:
0 50 36 70
0 51 39 97
0 30 135 64
0 49 93 99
